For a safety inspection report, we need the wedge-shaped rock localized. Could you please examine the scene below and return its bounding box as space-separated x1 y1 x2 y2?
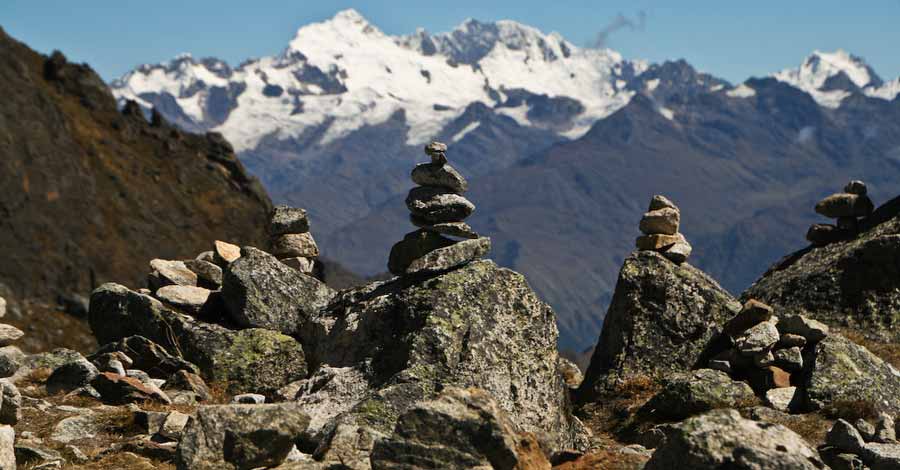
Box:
89 283 307 393
270 232 319 258
222 247 334 334
269 205 310 235
410 215 478 239
735 320 780 355
662 234 692 264
724 299 774 337
370 387 550 470
639 207 680 235
406 237 491 274
387 229 455 275
645 409 826 470
805 335 900 413
148 259 197 291
176 403 310 470
184 259 223 289
155 285 211 314
648 195 678 211
411 163 468 193
405 186 475 223
815 193 874 218
635 233 680 251
213 240 241 266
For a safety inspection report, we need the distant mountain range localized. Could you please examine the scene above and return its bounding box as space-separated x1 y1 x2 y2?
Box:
109 9 900 351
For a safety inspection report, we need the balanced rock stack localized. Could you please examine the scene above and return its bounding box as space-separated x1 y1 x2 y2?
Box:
388 141 491 275
635 195 692 264
268 205 318 274
807 180 874 246
0 295 24 349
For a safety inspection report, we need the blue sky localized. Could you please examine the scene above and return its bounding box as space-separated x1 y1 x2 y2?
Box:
5 0 899 84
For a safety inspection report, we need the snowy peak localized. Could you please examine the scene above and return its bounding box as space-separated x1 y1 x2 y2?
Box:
773 49 897 107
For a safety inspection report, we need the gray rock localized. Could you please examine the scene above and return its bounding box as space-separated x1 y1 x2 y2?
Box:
662 234 693 264
410 215 478 239
46 357 99 395
649 195 678 211
405 186 475 223
645 409 825 470
89 283 308 394
816 193 875 218
708 359 732 374
91 352 132 375
827 419 867 454
196 251 215 263
222 247 334 334
845 180 868 196
214 240 242 266
641 369 756 420
639 207 680 235
424 141 448 165
370 387 551 470
736 320 780 355
857 419 877 442
806 335 900 413
806 223 847 246
0 324 23 346
184 259 223 289
0 346 24 378
281 257 315 274
155 285 211 313
774 346 804 372
635 233 680 250
861 442 900 469
148 259 197 291
765 386 800 412
0 426 13 470
167 370 212 402
232 393 265 404
50 414 103 443
752 350 776 367
778 315 829 344
406 237 491 274
93 336 198 378
387 229 455 275
777 334 807 349
559 357 584 389
0 380 21 425
724 299 774 337
270 232 320 258
92 371 171 405
176 403 310 470
410 163 469 193
158 411 191 441
820 448 866 470
875 413 897 443
269 205 310 235
14 442 63 467
290 366 371 443
578 251 740 400
0 297 4 318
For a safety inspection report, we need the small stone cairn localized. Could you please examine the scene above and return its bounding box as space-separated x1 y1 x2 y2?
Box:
635 195 692 264
707 299 829 412
267 205 319 274
0 295 25 350
388 141 491 275
807 180 874 246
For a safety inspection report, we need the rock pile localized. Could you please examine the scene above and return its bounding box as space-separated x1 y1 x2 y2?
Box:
268 205 319 275
388 141 491 275
820 416 900 469
635 195 692 264
0 296 23 349
807 180 875 246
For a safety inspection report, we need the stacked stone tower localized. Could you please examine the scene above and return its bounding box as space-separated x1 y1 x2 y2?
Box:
807 180 874 246
268 206 319 274
635 195 692 264
388 142 491 275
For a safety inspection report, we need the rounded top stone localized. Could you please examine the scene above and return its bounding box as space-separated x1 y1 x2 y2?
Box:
424 141 447 156
844 180 867 195
648 195 678 212
269 205 310 235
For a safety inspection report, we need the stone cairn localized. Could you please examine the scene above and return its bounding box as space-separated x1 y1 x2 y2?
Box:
807 180 874 246
635 195 692 264
0 295 25 357
388 141 491 275
707 299 829 412
268 205 319 275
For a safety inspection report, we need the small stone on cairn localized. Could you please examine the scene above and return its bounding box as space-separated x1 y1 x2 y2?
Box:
268 206 319 274
388 141 490 275
807 180 874 247
635 195 692 264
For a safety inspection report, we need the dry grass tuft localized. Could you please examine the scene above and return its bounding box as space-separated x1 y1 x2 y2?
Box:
838 328 900 369
553 447 648 470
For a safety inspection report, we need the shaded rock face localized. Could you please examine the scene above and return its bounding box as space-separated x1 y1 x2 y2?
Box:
645 409 826 470
89 283 307 393
744 204 900 339
640 369 756 421
805 335 900 413
300 260 584 462
577 251 740 402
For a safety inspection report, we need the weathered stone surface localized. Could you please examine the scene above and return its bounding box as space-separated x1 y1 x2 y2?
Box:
387 229 455 275
91 372 171 404
232 393 265 404
875 413 897 443
826 419 866 454
222 247 334 334
410 215 478 239
744 212 900 340
777 334 807 349
736 320 780 355
406 237 491 274
662 234 693 264
93 336 198 378
578 251 740 400
270 232 320 258
0 346 24 378
148 259 197 291
635 233 680 250
214 240 241 266
424 141 448 165
269 205 310 235
645 409 825 470
167 370 212 402
155 285 211 313
411 163 468 193
0 324 23 347
639 207 680 235
861 442 900 469
370 387 551 470
641 369 756 420
0 426 13 470
773 346 804 372
648 195 678 212
816 193 875 218
765 386 800 412
158 411 190 441
50 414 103 443
777 315 829 343
559 358 583 389
301 260 585 460
184 259 223 289
724 299 774 337
857 419 877 442
845 180 868 196
0 298 4 318
806 335 900 413
0 380 21 425
90 283 308 393
46 357 99 395
405 187 475 223
281 257 315 274
176 403 310 470
746 366 792 393
806 223 848 246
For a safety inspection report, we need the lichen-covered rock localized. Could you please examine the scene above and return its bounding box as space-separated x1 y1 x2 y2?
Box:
270 232 320 258
405 186 475 223
387 229 456 275
92 336 198 378
405 237 491 274
0 426 13 470
410 163 468 194
300 260 585 464
370 387 551 470
805 335 900 413
815 193 874 218
89 283 307 393
269 205 310 235
577 251 740 401
45 356 99 395
744 206 900 340
176 403 310 470
826 419 866 454
222 247 333 334
640 369 756 420
645 409 826 470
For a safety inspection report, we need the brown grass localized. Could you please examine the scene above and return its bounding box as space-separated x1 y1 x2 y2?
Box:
553 448 648 470
838 328 900 369
577 375 662 445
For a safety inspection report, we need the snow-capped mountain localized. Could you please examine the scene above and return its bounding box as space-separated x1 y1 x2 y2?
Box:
773 49 900 108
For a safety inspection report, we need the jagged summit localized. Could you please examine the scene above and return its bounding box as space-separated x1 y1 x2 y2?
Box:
773 49 900 107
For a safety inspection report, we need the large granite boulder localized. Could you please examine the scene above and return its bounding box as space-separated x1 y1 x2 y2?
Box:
640 369 757 421
298 260 585 466
221 247 334 335
370 387 550 470
744 201 900 339
645 409 826 470
805 335 900 413
577 251 741 402
89 283 307 393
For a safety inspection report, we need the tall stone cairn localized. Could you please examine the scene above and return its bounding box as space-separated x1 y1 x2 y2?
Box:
807 180 875 246
635 195 692 264
267 206 319 274
388 141 491 275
